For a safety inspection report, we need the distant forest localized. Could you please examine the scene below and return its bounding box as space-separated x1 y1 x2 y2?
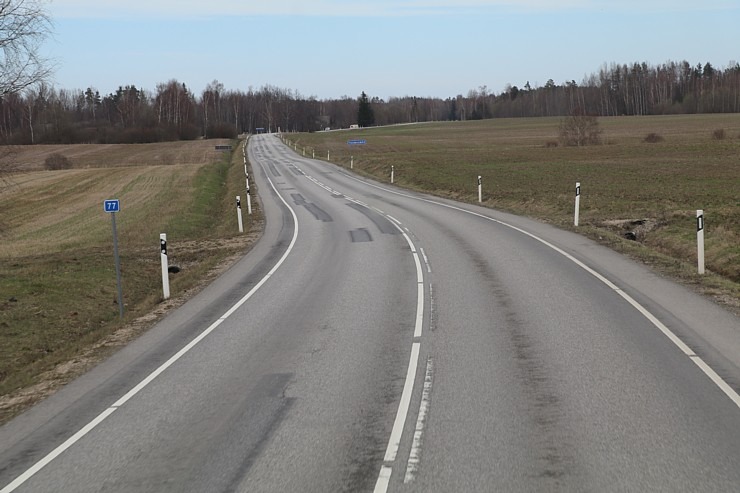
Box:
2 60 739 145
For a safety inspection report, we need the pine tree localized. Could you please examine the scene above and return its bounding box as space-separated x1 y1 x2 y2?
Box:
357 91 375 127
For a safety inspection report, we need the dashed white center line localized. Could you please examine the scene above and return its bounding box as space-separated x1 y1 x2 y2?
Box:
405 355 434 483
419 247 431 273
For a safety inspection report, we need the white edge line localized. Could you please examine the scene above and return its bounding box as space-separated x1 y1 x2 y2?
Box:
614 290 695 356
373 465 393 493
386 215 401 225
414 283 424 339
0 138 301 493
412 253 423 280
383 342 421 462
339 170 740 409
0 408 117 493
691 356 740 408
402 233 417 253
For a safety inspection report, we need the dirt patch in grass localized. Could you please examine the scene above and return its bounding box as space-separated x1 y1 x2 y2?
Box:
600 218 660 242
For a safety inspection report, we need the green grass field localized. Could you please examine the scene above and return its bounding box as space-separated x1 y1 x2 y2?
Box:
0 139 259 420
285 115 739 303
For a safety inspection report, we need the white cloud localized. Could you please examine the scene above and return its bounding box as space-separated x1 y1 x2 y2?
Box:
50 0 737 18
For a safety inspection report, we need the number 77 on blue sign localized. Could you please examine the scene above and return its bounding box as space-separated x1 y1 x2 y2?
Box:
104 199 120 213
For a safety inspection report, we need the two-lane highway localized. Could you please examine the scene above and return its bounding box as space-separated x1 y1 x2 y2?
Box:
272 135 740 491
2 134 740 492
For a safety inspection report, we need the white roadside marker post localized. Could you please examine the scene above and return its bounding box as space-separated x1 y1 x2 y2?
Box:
391 165 395 184
312 149 315 159
478 175 482 203
236 196 244 233
327 150 330 161
574 182 581 227
160 233 170 300
697 210 705 274
246 178 252 215
351 156 354 169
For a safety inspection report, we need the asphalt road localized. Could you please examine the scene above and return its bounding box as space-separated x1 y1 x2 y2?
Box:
1 134 740 492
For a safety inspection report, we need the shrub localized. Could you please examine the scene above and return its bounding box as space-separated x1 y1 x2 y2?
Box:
545 140 559 148
44 153 73 170
712 128 726 140
558 108 602 146
644 132 664 143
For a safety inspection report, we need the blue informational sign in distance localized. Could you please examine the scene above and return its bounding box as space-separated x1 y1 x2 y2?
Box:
104 199 120 213
347 139 367 145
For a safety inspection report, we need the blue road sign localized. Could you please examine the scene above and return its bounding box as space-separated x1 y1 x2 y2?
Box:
104 199 120 213
347 139 367 145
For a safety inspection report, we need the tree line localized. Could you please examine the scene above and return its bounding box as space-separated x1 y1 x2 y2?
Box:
2 60 740 145
495 61 740 118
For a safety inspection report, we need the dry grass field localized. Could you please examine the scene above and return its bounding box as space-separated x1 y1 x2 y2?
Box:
285 114 739 306
0 139 260 421
5 140 230 171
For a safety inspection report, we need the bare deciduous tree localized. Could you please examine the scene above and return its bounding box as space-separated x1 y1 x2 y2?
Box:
1 0 52 191
1 0 53 96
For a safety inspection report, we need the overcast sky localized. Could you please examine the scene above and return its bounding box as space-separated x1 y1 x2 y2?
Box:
46 0 740 100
